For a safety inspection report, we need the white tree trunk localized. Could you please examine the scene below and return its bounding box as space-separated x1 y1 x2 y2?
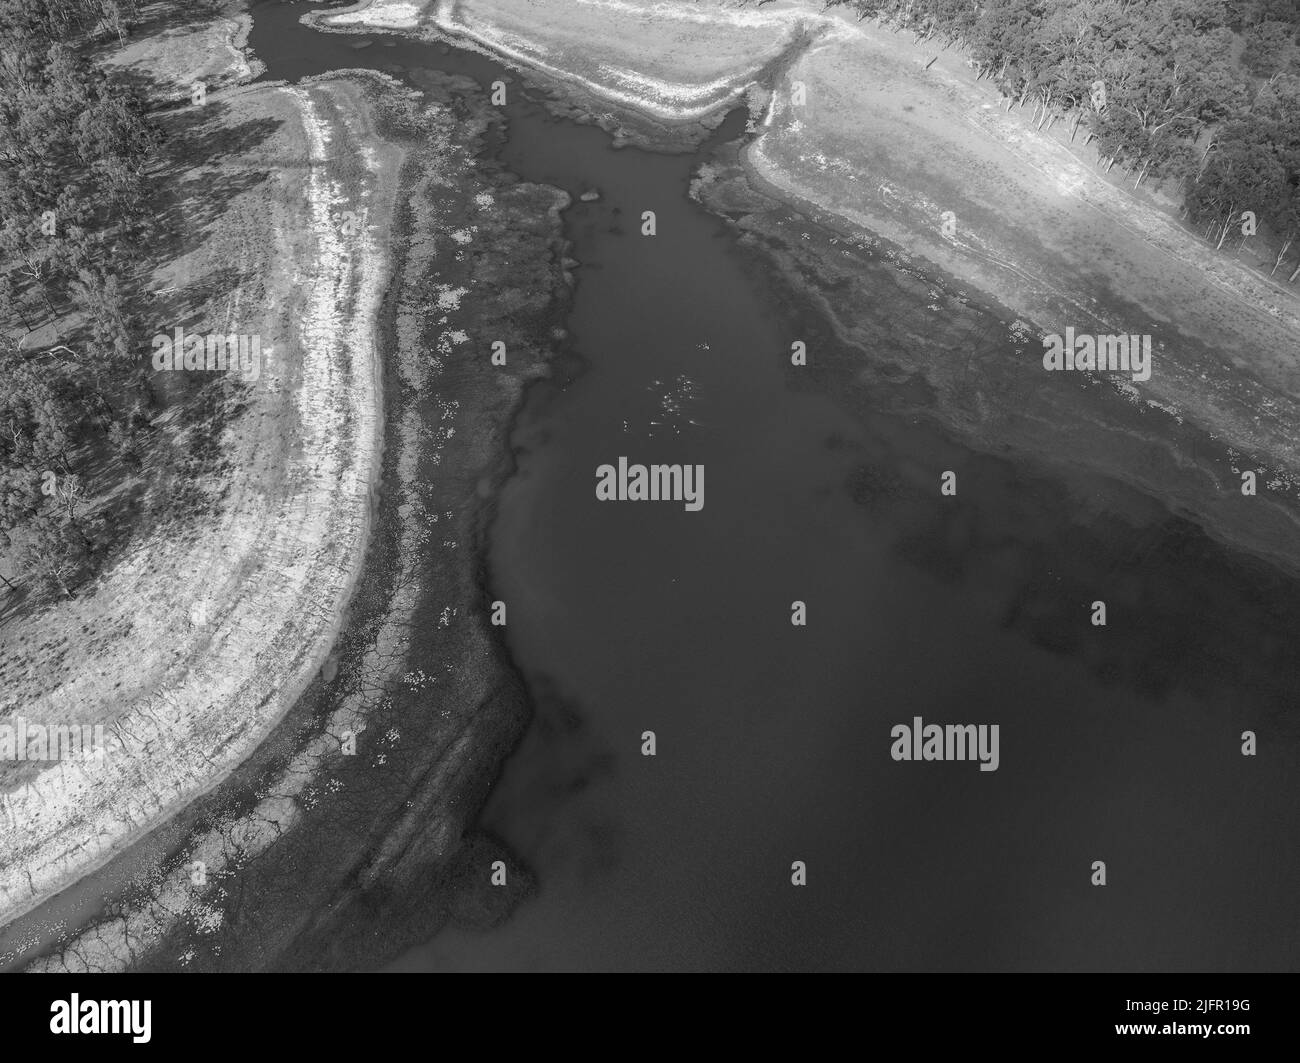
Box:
1271 237 1293 275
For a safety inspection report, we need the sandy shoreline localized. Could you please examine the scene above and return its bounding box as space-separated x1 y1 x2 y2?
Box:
314 0 1300 568
0 21 393 932
9 0 1300 967
13 54 569 970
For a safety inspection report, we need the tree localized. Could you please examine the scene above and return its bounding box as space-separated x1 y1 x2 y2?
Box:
1188 123 1287 248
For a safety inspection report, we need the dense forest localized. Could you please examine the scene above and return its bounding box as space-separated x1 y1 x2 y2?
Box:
787 0 1300 277
0 0 161 599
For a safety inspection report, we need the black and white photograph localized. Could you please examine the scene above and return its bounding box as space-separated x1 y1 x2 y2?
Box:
0 0 1294 1039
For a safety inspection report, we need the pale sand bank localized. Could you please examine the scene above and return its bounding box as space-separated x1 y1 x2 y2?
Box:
319 0 1300 518
0 67 394 929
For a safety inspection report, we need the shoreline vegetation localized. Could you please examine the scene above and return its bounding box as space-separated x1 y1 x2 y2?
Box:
293 0 1300 584
0 3 396 942
7 5 571 969
5 0 1300 969
396 0 1300 569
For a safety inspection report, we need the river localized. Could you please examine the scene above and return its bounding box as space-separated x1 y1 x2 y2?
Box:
13 0 1295 972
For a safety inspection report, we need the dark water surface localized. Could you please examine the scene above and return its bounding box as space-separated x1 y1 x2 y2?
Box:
249 1 1300 971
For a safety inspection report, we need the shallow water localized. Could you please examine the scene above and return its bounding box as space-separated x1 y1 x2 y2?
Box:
33 0 1290 972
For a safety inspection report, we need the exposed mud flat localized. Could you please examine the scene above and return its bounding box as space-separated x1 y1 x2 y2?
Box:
696 148 1300 581
691 148 1300 739
0 65 394 937
14 0 1300 971
15 72 570 972
103 3 266 95
321 0 1300 564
